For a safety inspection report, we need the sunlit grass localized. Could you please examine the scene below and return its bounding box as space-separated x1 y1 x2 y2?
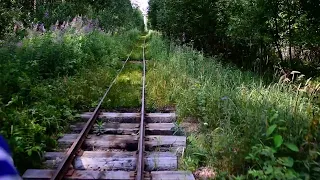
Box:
130 36 145 60
0 29 142 172
104 63 142 109
146 33 315 175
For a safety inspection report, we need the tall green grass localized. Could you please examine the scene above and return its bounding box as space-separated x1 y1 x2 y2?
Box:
146 32 319 178
0 28 141 173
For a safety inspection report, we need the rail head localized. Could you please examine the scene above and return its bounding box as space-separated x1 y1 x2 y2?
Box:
136 38 147 180
50 50 133 180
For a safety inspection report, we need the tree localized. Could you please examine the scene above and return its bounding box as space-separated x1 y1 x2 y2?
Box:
148 0 320 76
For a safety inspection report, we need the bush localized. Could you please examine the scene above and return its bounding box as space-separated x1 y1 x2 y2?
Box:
34 2 89 28
146 33 320 179
0 28 140 173
0 0 144 39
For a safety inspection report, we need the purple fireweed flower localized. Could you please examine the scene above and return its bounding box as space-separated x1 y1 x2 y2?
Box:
44 11 49 18
50 25 56 31
16 42 23 47
83 25 92 33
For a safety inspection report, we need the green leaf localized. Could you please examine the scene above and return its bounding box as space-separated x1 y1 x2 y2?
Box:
192 152 207 157
264 164 273 175
278 127 288 131
284 143 299 152
270 112 279 122
266 124 277 137
278 157 294 167
312 167 320 172
274 135 283 148
284 169 298 179
27 149 32 156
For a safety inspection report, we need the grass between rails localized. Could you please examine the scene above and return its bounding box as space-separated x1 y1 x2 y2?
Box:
146 32 320 179
0 28 142 173
103 63 142 110
102 36 146 110
130 36 145 61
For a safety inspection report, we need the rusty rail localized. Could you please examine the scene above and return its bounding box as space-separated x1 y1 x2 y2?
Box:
50 49 133 180
136 38 146 180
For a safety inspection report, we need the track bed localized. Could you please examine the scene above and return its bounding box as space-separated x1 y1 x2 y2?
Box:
22 37 194 180
23 113 194 180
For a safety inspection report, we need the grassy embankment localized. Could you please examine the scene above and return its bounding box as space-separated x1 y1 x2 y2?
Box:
146 32 319 179
0 27 143 173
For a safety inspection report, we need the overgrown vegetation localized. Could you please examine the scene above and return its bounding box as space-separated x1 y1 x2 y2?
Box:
148 0 320 77
148 1 320 178
0 0 144 39
146 32 320 179
0 0 144 173
2 0 320 179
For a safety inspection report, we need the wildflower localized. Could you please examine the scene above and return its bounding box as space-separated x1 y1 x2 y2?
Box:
44 11 49 18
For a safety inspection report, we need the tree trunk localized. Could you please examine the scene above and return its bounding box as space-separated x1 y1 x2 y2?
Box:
288 0 292 66
274 17 284 61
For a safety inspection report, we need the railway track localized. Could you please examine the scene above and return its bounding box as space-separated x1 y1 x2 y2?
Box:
22 38 195 180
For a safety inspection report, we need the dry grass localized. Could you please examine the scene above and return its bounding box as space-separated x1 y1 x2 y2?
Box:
194 167 217 180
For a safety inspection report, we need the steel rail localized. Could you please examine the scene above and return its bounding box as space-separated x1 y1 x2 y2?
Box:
136 38 147 180
51 49 134 180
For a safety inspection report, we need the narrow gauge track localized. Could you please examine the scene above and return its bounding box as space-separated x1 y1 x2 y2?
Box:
23 38 195 180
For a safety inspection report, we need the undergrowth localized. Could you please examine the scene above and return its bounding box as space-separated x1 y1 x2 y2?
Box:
0 27 141 173
146 32 320 179
104 63 142 109
101 36 146 110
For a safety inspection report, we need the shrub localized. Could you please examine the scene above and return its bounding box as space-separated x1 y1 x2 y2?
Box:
146 33 320 178
0 28 140 172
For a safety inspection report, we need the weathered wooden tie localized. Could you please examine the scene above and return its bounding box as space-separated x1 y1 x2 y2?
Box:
23 170 195 180
58 134 186 150
22 113 194 180
70 122 176 135
80 112 177 123
44 151 178 171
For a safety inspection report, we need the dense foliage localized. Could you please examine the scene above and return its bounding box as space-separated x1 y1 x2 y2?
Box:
0 26 141 173
0 0 144 173
148 2 320 176
148 0 320 77
0 0 144 39
146 32 320 179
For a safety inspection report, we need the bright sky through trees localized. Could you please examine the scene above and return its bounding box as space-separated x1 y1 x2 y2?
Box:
131 0 148 14
131 0 148 29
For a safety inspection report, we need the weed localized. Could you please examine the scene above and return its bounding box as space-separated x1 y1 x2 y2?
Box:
93 120 106 136
0 28 141 173
146 32 319 178
244 111 301 179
